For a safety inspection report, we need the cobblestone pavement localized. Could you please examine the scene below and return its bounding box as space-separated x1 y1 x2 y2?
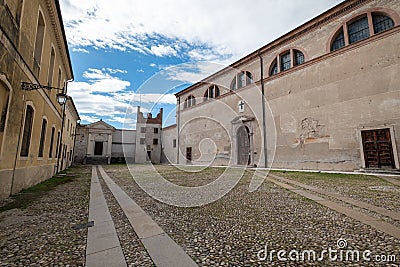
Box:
0 166 91 267
274 171 400 212
103 164 400 266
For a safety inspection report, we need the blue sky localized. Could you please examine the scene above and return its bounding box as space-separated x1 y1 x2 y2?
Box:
59 0 343 129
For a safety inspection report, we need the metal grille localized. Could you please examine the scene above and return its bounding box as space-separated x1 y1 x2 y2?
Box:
280 52 291 71
373 14 394 34
294 50 304 66
331 30 345 51
348 16 370 44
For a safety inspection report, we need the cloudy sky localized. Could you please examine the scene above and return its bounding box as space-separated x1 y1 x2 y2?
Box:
59 0 343 129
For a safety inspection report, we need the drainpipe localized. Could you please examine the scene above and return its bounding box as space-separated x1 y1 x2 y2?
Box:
176 97 180 164
10 91 26 196
258 51 268 168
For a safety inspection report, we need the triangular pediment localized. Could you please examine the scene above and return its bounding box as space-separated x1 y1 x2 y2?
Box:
87 120 116 130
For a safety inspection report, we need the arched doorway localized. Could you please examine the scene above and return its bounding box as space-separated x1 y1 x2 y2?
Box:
237 125 250 165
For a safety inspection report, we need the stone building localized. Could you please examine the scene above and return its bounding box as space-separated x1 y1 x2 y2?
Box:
164 0 400 171
0 0 77 199
74 108 162 165
135 107 162 164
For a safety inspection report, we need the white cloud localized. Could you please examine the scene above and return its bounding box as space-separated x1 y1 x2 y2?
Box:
72 47 89 53
149 63 157 67
165 62 226 83
137 69 144 73
150 45 177 57
69 67 176 127
59 0 343 61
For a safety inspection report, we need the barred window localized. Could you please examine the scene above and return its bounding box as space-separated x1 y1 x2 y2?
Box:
331 29 345 51
204 85 220 101
373 14 394 34
348 16 370 44
231 71 253 90
294 50 305 66
280 52 291 71
184 95 196 108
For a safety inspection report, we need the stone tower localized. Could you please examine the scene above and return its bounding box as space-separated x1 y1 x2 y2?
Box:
135 107 163 163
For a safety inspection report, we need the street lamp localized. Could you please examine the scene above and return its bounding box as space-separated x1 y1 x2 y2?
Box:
56 93 67 105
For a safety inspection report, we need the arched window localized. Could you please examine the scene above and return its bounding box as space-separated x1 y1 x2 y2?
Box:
329 11 396 52
294 50 305 66
184 95 196 109
38 118 47 157
20 105 34 157
231 71 253 90
373 13 394 34
269 49 306 76
331 28 345 51
49 126 55 158
0 82 10 155
48 48 55 87
34 12 45 68
348 15 370 44
204 85 220 101
269 59 278 76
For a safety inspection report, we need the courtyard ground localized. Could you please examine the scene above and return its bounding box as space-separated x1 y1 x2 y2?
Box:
0 164 399 266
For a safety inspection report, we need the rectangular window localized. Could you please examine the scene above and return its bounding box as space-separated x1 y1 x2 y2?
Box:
66 119 70 132
153 138 158 145
173 139 176 148
348 16 370 44
280 52 291 71
141 127 146 133
49 127 55 158
20 106 34 157
140 138 145 145
154 127 158 134
38 119 47 157
146 145 151 151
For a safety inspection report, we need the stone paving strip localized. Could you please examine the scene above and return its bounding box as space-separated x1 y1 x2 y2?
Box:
97 165 198 267
269 173 400 221
86 166 126 267
257 172 400 240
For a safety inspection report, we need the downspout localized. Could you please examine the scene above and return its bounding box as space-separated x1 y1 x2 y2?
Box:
258 51 268 168
57 78 73 173
176 97 180 164
71 119 80 165
10 91 26 196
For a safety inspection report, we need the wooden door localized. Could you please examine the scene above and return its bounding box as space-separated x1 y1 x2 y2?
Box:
237 126 250 165
361 128 395 168
94 141 103 155
186 147 192 162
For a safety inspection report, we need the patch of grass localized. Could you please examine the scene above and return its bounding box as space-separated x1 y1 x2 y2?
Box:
0 174 74 213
